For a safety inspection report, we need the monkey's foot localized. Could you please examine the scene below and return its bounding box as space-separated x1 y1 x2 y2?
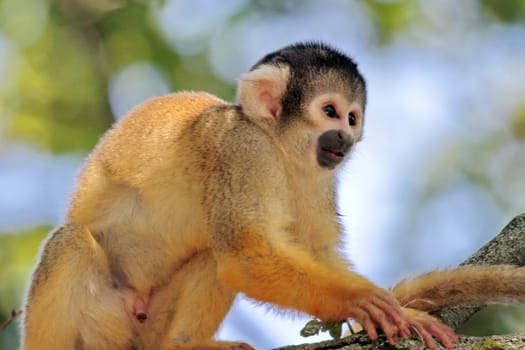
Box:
167 340 254 350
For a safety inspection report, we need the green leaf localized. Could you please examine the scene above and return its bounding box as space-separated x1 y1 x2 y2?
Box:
300 319 344 339
327 322 343 339
300 319 323 337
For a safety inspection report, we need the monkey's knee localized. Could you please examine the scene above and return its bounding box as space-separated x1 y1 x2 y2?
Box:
140 252 238 348
75 289 136 348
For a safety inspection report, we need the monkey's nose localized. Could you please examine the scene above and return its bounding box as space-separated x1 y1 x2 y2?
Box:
337 130 353 147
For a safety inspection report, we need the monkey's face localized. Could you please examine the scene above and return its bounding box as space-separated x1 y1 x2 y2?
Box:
305 92 364 170
237 46 366 173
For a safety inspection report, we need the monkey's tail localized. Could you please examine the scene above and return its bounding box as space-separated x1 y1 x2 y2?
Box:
391 265 525 312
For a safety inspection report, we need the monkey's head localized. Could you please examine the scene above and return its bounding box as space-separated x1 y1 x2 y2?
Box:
237 42 366 171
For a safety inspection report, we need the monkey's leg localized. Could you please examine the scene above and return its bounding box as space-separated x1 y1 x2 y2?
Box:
143 250 252 350
22 224 134 350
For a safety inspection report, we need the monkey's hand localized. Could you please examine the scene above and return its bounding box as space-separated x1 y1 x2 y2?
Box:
403 308 458 349
342 287 411 345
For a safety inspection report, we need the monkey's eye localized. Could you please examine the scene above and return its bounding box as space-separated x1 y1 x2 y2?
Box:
348 112 357 126
323 105 337 119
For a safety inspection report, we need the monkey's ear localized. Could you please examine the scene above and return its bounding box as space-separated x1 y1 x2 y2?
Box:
237 64 289 127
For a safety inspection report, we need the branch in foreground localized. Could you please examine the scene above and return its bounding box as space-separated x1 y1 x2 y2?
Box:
277 333 525 350
0 309 22 332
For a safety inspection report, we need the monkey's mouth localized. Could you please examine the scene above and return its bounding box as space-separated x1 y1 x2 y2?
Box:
317 148 346 169
322 148 345 158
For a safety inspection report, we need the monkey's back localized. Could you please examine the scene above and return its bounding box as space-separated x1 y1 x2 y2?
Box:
65 92 228 291
93 92 226 185
69 91 225 215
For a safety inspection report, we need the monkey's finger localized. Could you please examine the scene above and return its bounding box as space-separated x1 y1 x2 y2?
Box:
420 321 458 349
351 307 378 340
372 294 410 338
411 323 438 349
359 303 398 345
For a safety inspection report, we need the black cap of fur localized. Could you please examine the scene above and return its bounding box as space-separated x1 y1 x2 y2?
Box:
250 42 367 121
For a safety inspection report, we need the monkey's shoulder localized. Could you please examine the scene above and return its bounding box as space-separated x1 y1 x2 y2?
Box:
193 104 278 153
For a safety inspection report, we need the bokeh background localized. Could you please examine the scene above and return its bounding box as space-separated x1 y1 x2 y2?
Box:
1 0 525 349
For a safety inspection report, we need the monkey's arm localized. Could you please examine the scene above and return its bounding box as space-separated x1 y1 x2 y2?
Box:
204 133 411 344
216 233 409 343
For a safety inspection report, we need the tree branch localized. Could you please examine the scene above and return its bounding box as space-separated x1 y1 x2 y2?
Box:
277 333 525 350
436 213 525 329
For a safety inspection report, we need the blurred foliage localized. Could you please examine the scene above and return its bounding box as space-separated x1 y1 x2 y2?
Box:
0 0 525 348
1 0 525 152
481 0 525 23
0 0 234 153
511 106 525 141
363 0 414 44
461 305 525 336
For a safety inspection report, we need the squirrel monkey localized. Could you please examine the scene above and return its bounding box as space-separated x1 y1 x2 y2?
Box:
22 42 525 350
